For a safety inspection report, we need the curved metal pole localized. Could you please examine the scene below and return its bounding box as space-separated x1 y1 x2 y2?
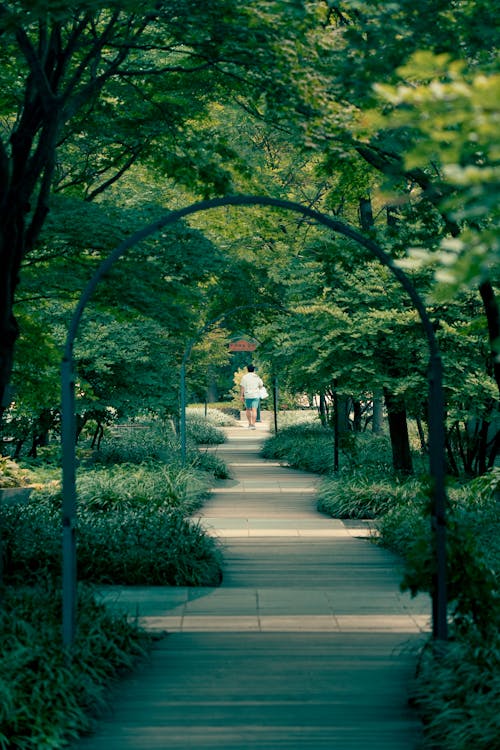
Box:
62 194 447 646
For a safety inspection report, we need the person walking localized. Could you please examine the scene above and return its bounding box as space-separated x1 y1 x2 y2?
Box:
240 364 264 429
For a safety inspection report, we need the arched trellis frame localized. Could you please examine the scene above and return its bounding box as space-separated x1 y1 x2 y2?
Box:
61 195 448 649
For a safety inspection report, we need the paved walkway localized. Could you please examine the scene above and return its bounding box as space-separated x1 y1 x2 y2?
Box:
73 420 431 750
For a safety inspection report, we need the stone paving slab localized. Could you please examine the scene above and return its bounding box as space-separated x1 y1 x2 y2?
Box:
98 584 430 634
73 633 424 750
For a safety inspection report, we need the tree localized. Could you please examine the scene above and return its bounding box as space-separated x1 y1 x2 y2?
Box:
3 192 225 449
286 2 499 395
369 54 500 392
0 0 304 418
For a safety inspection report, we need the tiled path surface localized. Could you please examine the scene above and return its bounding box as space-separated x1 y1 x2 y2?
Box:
73 421 431 750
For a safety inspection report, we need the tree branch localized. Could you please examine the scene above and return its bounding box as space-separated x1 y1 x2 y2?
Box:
85 147 143 201
15 25 56 109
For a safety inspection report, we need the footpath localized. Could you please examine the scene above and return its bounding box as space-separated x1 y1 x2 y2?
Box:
73 419 431 750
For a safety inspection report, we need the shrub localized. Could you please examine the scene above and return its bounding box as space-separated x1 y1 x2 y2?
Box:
186 415 226 445
337 432 393 472
377 468 500 640
189 449 231 479
1 469 222 587
186 406 237 426
412 634 500 749
75 464 210 513
317 471 423 519
77 508 222 586
93 421 176 465
91 420 229 479
262 423 335 473
262 423 395 475
375 489 429 557
270 410 320 432
0 584 149 750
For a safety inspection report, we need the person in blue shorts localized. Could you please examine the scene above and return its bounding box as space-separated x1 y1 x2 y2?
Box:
240 364 264 429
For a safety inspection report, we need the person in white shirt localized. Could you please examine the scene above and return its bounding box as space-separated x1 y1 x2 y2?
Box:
240 364 264 429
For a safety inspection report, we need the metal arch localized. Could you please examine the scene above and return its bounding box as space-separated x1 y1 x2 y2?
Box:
61 194 447 648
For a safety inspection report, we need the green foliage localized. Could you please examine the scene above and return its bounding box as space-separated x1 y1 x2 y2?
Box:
186 406 237 426
337 432 394 471
185 415 227 445
91 419 230 478
377 469 500 639
189 449 232 480
373 488 429 559
372 56 500 294
263 422 395 476
412 634 500 750
77 464 209 513
317 472 423 519
93 422 177 466
271 410 320 432
1 464 222 587
0 583 149 750
76 509 222 586
262 423 335 474
0 457 33 488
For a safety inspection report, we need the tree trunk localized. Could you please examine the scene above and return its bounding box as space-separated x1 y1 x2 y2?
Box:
479 281 500 396
0 227 23 422
359 197 374 232
384 389 413 474
318 392 328 426
352 399 362 432
372 390 384 433
415 415 428 454
91 421 105 449
337 395 350 433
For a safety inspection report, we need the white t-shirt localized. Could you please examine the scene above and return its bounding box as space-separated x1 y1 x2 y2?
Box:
241 372 263 398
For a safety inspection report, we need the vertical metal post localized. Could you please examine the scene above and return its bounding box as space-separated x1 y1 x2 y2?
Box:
61 355 77 649
428 353 448 641
333 380 339 472
273 376 278 434
180 359 187 464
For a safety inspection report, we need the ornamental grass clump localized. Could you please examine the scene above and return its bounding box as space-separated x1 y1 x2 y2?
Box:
0 584 149 750
1 463 222 587
77 508 223 586
189 449 231 479
262 424 394 475
317 471 423 519
262 423 335 473
186 414 227 445
94 420 176 465
186 406 237 426
76 463 210 513
377 468 500 641
411 634 500 750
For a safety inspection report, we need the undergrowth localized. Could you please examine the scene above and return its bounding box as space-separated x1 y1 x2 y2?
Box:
262 423 336 473
262 423 394 475
411 632 500 750
0 584 149 750
1 466 223 587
